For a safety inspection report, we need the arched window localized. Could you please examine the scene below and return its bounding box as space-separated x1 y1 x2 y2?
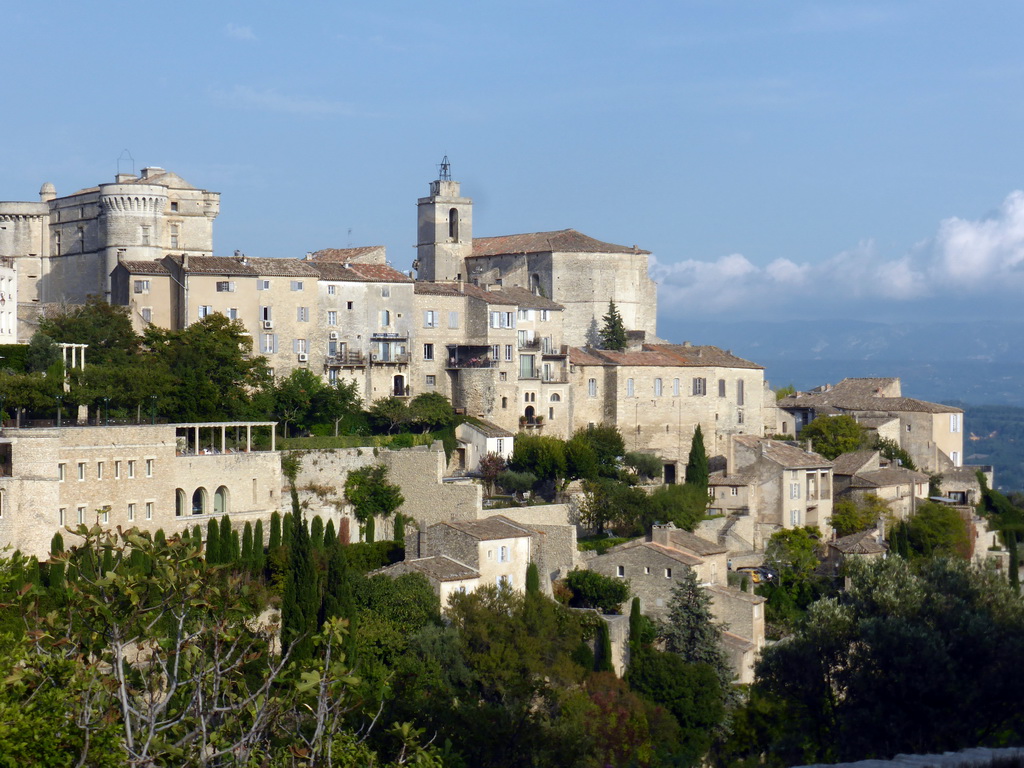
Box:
501 396 508 408
550 393 561 402
525 405 535 420
531 273 542 295
214 486 229 516
175 488 186 517
393 374 406 397
449 208 459 240
192 488 208 516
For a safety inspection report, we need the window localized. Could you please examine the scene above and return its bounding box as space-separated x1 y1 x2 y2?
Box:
654 378 663 396
347 301 353 310
134 279 150 294
380 309 391 327
327 310 337 326
497 574 512 588
588 378 597 397
738 410 744 424
499 546 509 562
216 281 236 293
673 378 680 396
128 503 136 522
692 377 707 396
665 568 672 578
626 378 635 397
505 345 514 362
114 461 121 479
58 462 66 482
906 423 912 432
78 462 86 481
617 565 625 577
448 311 459 329
100 507 109 524
423 310 438 328
501 396 508 408
550 393 561 402
426 375 436 386
520 355 536 379
326 284 336 295
737 379 745 406
291 280 304 291
497 438 505 453
541 309 550 321
499 372 507 382
59 507 66 526
141 307 152 323
261 305 272 322
77 506 86 525
790 483 801 499
146 502 153 520
718 378 726 397
225 307 237 321
790 509 800 526
297 306 309 322
97 461 104 480
170 201 178 212
491 344 500 360
261 334 276 354
644 566 651 575
127 460 135 479
141 226 151 245
146 459 153 477
381 287 390 298
258 279 271 291
294 339 308 354
950 413 962 432
730 487 739 496
449 208 459 239
198 305 213 319
503 312 514 328
951 450 961 467
423 343 434 361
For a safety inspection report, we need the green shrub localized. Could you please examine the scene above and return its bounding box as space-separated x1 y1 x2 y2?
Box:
565 568 631 614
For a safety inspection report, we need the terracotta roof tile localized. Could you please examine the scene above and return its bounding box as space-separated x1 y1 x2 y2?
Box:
709 470 754 486
310 262 412 283
119 260 170 275
244 257 321 278
462 419 515 439
488 285 564 310
779 377 960 415
166 255 258 276
469 229 649 257
440 515 532 541
849 467 930 488
375 555 479 582
414 282 515 305
644 344 763 370
830 450 880 477
831 530 888 555
665 530 728 556
310 246 386 263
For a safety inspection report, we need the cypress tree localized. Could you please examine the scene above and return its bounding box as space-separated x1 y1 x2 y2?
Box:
282 504 318 662
310 516 324 551
364 516 375 544
269 512 282 551
154 529 166 548
220 516 232 563
193 524 203 548
206 519 220 565
526 561 540 594
26 557 41 590
393 513 405 545
595 620 614 672
180 528 191 547
230 530 241 566
685 424 709 490
48 533 66 596
323 519 337 550
628 596 643 651
282 511 294 550
100 546 114 575
242 522 254 571
253 520 265 576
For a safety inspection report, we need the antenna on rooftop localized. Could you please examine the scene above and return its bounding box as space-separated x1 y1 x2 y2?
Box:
347 228 353 247
116 149 135 176
438 155 451 181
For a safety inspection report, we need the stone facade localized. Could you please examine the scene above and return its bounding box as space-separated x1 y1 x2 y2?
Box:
0 422 280 559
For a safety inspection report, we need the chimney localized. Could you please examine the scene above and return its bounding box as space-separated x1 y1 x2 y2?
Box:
651 522 674 545
182 253 189 270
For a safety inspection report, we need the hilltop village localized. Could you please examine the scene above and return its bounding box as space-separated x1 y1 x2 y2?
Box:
0 162 1020 767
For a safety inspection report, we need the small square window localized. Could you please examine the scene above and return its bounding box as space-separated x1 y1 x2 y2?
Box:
381 287 390 298
258 279 271 291
327 284 336 295
347 301 353 310
644 566 651 575
665 568 672 578
170 201 179 212
426 375 436 386
291 280 304 291
616 565 625 577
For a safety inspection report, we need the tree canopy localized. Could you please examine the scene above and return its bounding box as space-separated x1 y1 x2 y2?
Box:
797 415 869 460
598 300 628 351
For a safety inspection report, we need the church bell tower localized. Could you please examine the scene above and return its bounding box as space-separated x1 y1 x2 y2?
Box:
415 157 473 282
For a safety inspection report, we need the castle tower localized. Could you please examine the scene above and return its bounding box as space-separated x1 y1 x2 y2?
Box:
415 157 473 282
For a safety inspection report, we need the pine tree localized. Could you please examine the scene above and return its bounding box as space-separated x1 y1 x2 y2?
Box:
662 569 731 691
685 425 709 490
206 519 220 565
599 300 628 351
526 561 540 594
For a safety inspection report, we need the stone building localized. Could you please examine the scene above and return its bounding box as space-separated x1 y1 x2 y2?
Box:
777 378 965 473
831 450 929 521
0 168 219 336
568 343 770 482
0 422 280 559
413 162 657 347
712 436 834 547
0 257 18 343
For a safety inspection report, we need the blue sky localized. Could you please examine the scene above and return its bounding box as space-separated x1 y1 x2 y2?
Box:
4 1 1024 336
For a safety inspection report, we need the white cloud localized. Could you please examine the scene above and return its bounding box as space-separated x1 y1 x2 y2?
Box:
653 190 1024 319
210 85 365 117
226 23 257 42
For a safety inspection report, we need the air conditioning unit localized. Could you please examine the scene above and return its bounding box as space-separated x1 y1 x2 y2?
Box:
371 353 380 362
328 331 338 340
262 320 273 330
297 353 308 362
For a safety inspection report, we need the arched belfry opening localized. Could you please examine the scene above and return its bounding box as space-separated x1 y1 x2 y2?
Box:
449 208 459 240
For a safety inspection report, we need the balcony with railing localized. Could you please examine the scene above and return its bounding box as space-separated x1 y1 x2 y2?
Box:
446 356 497 370
518 337 541 351
325 351 366 368
371 352 410 365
